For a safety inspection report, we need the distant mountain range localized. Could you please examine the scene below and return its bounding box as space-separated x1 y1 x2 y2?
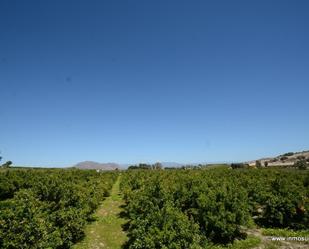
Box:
160 162 184 167
73 161 120 170
73 161 185 170
72 150 309 170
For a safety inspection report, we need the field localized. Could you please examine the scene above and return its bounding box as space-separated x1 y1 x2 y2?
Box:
0 167 308 249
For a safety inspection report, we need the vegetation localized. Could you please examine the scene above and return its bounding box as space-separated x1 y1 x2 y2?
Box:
120 168 309 248
1 165 308 249
0 169 117 248
262 228 309 237
294 159 308 170
0 153 12 168
297 155 306 160
208 236 261 249
230 163 249 169
128 163 162 170
73 176 128 249
282 152 294 157
255 160 262 168
1 160 12 168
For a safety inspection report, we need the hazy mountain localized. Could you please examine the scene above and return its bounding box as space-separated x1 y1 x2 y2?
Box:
160 162 184 167
72 151 309 170
74 161 120 170
119 162 184 168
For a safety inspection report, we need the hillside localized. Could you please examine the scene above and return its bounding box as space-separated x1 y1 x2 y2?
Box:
247 150 309 166
74 161 120 170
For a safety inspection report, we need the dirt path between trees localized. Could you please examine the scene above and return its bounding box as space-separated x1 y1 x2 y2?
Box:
73 175 128 249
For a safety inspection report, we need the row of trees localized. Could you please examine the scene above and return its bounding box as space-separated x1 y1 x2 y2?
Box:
128 163 163 170
120 168 309 248
0 169 118 248
0 154 12 168
1 161 12 168
294 159 308 170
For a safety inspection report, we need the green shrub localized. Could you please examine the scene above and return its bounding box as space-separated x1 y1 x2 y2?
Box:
0 169 118 248
294 160 307 170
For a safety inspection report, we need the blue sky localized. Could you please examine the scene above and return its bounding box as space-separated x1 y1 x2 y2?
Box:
0 0 308 167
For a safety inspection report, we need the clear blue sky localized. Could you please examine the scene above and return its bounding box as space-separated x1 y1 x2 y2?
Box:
1 0 308 167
